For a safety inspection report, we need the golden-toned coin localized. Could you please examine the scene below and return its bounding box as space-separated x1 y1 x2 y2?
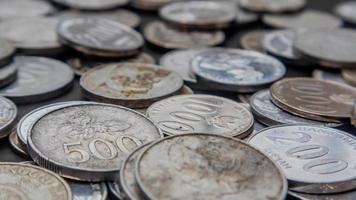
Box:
240 30 269 53
342 69 356 86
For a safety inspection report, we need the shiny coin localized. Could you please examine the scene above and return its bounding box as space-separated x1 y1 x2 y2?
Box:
159 1 236 30
28 103 163 181
248 125 356 194
0 63 17 88
342 69 356 86
0 39 15 67
0 97 17 139
191 48 286 92
57 17 144 58
51 0 129 10
69 181 108 200
294 29 356 68
263 10 342 29
312 69 347 85
108 182 124 200
0 163 72 200
136 134 287 200
147 94 254 138
271 78 356 122
335 1 356 26
288 190 356 200
144 21 225 49
80 63 183 108
9 129 29 157
0 0 54 20
0 56 74 103
240 0 306 14
240 30 269 53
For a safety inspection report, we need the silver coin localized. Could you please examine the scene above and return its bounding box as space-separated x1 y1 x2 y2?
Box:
312 69 347 85
248 125 356 194
69 181 108 200
0 39 15 67
240 0 306 13
28 103 163 181
80 63 183 109
147 94 254 138
191 48 286 92
0 96 17 139
0 0 54 20
288 190 356 200
131 0 176 11
51 0 129 10
252 120 266 133
0 63 17 88
0 163 72 200
0 56 74 103
335 1 356 26
9 129 29 157
136 134 287 200
159 1 236 29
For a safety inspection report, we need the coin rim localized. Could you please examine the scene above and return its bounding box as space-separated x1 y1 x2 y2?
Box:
0 96 17 138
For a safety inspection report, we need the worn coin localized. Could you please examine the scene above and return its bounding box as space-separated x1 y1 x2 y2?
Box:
144 21 225 49
288 190 356 200
191 48 286 92
240 0 306 14
0 97 17 139
136 133 287 200
0 63 17 88
0 39 15 67
159 1 236 29
9 129 28 157
248 125 356 194
28 103 163 181
342 69 356 86
0 163 72 200
80 63 183 108
147 94 254 138
335 1 356 26
312 69 347 85
131 0 176 11
0 0 54 20
69 181 108 200
240 30 269 53
51 0 129 10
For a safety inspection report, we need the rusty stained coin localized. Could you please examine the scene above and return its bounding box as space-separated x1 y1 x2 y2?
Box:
0 39 15 67
80 63 183 108
0 0 55 20
136 134 287 200
239 0 306 14
9 129 29 157
51 0 129 10
335 1 356 26
147 94 254 138
271 78 356 122
240 30 269 53
342 69 356 86
144 21 225 49
0 62 17 88
0 96 17 139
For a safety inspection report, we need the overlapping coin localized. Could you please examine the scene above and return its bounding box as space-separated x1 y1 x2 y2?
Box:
9 129 28 157
0 0 55 20
0 63 17 88
289 190 356 200
335 1 356 26
240 30 269 53
235 2 259 25
51 0 129 10
0 97 17 139
0 39 15 67
239 0 306 14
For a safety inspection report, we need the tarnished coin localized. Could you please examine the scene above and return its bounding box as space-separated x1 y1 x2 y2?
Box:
0 63 17 88
136 134 287 200
240 0 306 14
263 10 342 29
312 69 347 85
248 125 356 194
80 63 183 108
0 163 72 200
9 129 28 157
159 1 236 29
191 48 286 92
147 94 254 138
0 56 74 103
294 29 356 68
0 0 54 20
0 39 15 67
271 78 356 122
144 21 225 49
0 97 17 139
240 30 269 53
69 181 108 200
57 18 144 58
342 69 356 86
51 0 129 10
131 0 177 11
289 190 356 200
335 1 356 26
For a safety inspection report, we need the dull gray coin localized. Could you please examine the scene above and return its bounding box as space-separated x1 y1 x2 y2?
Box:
69 181 108 200
108 182 124 200
240 0 306 14
0 0 54 20
0 63 17 88
335 1 356 26
0 39 15 67
312 69 347 85
51 0 129 10
0 97 17 139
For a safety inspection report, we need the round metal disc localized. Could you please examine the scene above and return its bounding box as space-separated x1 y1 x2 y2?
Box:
342 69 356 86
0 63 17 88
0 39 15 67
9 129 29 157
69 181 108 200
335 1 356 26
288 190 356 200
0 0 54 20
312 69 347 85
51 0 129 10
0 97 17 139
240 30 269 53
240 0 306 14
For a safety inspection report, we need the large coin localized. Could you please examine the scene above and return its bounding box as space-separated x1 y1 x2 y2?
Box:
271 78 356 122
240 30 269 53
69 181 108 200
239 0 306 14
342 69 356 86
335 1 356 26
147 94 254 138
0 163 72 200
288 190 356 200
0 0 54 20
0 39 15 67
312 69 347 85
144 21 225 49
27 103 163 181
51 0 129 10
80 63 183 108
191 48 286 92
248 125 356 194
0 97 17 139
136 134 287 200
0 63 17 88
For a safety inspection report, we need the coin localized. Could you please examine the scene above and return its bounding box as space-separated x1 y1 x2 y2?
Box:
288 190 356 200
0 0 54 20
136 134 287 200
144 21 225 49
0 39 15 67
0 97 17 139
28 103 163 181
108 182 124 200
262 10 342 29
0 62 17 88
191 48 286 92
352 102 356 126
342 69 356 86
0 163 72 200
235 1 259 25
239 0 306 14
312 69 347 85
335 1 356 26
80 63 183 108
69 181 108 200
248 125 356 194
159 1 236 29
57 17 144 58
51 0 129 10
147 94 254 138
131 0 176 11
240 30 269 53
0 56 74 103
9 129 29 157
294 28 356 68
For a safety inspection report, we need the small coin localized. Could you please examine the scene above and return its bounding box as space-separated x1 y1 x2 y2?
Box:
69 181 108 200
240 30 269 53
191 48 286 92
28 103 163 181
312 69 347 85
0 163 72 200
80 63 183 108
335 1 356 26
9 129 28 157
0 97 17 139
0 39 15 67
288 190 356 200
0 63 17 88
51 0 129 10
159 1 236 29
0 0 54 20
136 134 287 200
131 0 176 11
144 21 225 49
240 0 306 14
147 94 254 138
342 69 356 86
294 29 356 68
248 125 356 194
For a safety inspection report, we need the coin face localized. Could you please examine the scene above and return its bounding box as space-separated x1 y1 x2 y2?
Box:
9 129 29 157
191 48 286 92
271 78 356 121
0 97 17 139
69 181 107 200
136 134 287 200
342 69 356 86
0 163 72 200
240 0 306 13
312 69 347 85
335 1 356 26
240 30 269 53
0 62 17 88
0 0 54 20
144 21 225 49
0 39 15 67
80 63 183 108
51 0 129 10
147 94 254 138
248 125 356 193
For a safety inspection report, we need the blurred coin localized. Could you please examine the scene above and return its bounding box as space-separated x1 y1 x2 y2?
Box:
335 1 356 26
0 39 15 67
312 69 347 84
136 134 287 200
28 103 163 181
240 0 306 14
0 56 74 104
240 30 269 53
0 0 55 20
342 69 356 86
249 125 356 194
131 0 177 11
80 63 183 108
160 1 236 30
191 48 286 92
235 2 259 25
9 129 28 157
0 163 72 200
147 94 254 138
288 190 356 200
69 181 108 200
0 63 17 88
51 0 129 10
144 21 225 49
0 97 17 139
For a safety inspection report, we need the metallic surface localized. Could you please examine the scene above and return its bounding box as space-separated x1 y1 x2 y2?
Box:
0 62 17 88
0 39 15 67
0 0 54 20
240 0 306 13
342 69 356 86
240 30 269 53
69 181 108 200
51 0 129 10
9 129 28 157
312 69 347 84
335 1 356 25
0 97 17 139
